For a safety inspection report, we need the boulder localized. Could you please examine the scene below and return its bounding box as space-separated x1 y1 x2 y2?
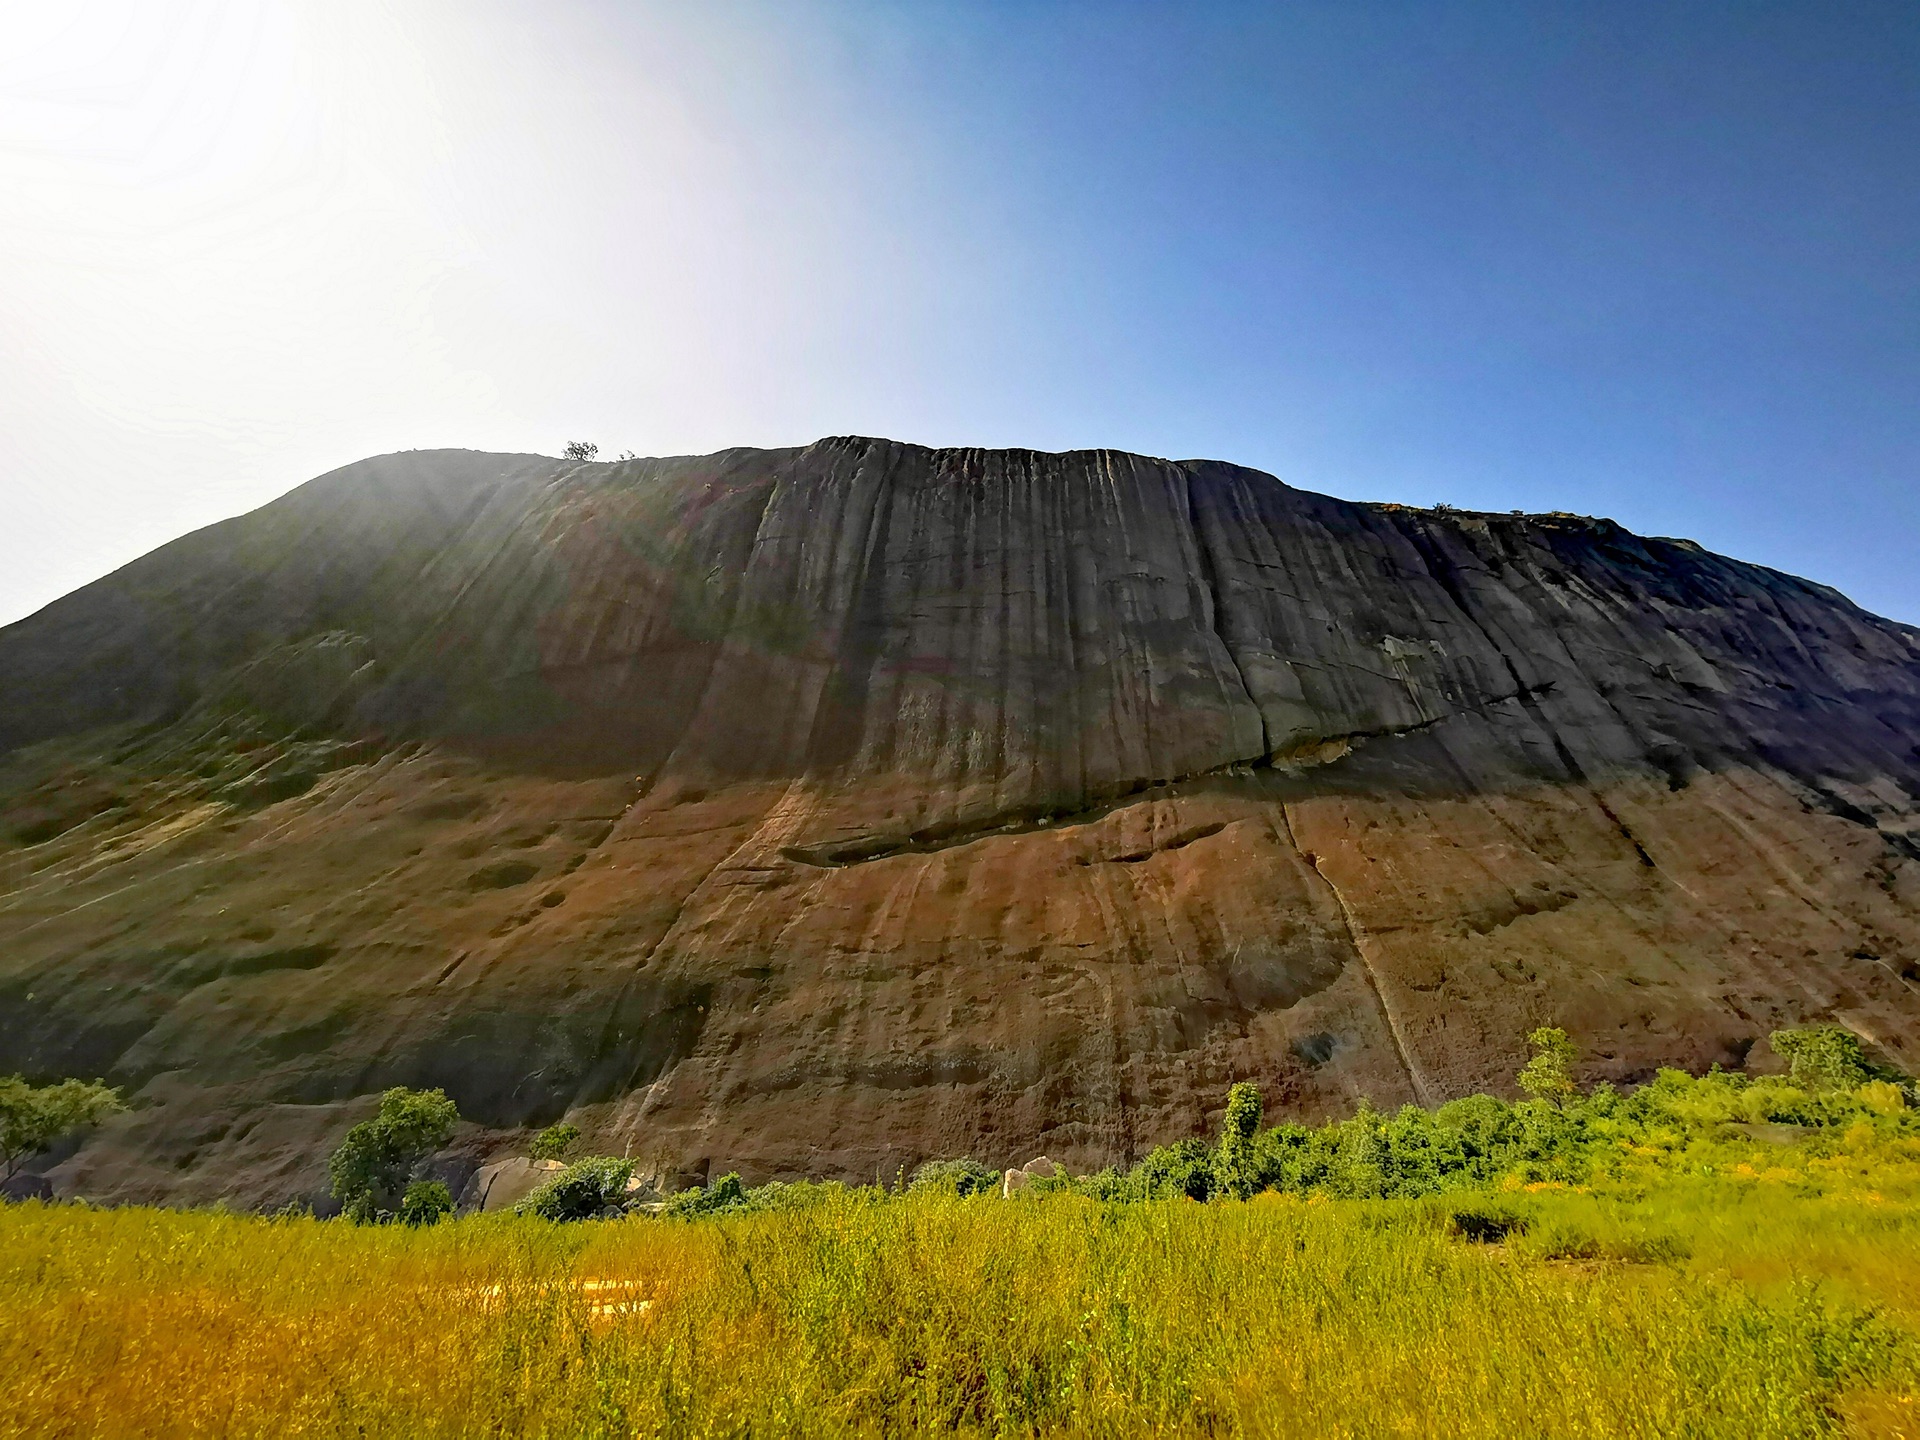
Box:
1001 1156 1062 1198
1 1174 54 1204
474 1157 564 1213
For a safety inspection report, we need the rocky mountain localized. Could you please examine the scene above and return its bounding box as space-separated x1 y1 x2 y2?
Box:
3 438 1918 1207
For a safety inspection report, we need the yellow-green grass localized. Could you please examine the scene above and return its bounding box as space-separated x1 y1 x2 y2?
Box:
11 1143 1920 1438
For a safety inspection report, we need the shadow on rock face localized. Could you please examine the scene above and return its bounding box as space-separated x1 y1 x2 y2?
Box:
2 440 1918 1205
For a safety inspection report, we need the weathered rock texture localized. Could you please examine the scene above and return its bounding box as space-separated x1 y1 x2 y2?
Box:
3 439 1918 1206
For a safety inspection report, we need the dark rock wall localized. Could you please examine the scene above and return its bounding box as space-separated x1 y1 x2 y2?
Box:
1 438 1917 1205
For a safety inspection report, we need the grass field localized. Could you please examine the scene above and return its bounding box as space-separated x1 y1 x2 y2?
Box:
9 1137 1920 1438
11 1032 1920 1438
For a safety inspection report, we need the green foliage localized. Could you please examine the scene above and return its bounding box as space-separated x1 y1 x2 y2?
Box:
1516 1025 1577 1104
909 1157 1000 1197
1125 1137 1216 1202
553 1170 860 1223
518 1156 635 1222
1771 1025 1874 1092
0 1076 124 1181
562 440 599 461
665 1171 747 1219
327 1087 459 1224
1053 1024 1916 1208
494 1024 1915 1227
529 1122 581 1163
400 1180 453 1226
1215 1081 1264 1199
740 1179 858 1214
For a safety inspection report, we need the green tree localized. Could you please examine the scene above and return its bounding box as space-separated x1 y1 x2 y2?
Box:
562 440 599 461
1517 1027 1578 1105
327 1087 459 1223
1216 1081 1264 1199
1770 1025 1873 1092
529 1122 581 1163
0 1076 124 1182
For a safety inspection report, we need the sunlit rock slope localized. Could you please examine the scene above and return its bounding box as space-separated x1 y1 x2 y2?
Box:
3 439 1918 1206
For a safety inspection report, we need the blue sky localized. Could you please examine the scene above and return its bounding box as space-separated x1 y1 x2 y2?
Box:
2 1 1915 623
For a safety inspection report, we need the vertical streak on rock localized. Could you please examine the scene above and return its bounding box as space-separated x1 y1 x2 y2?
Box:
648 452 808 785
1588 786 1658 870
1699 780 1856 927
1278 802 1434 1107
1405 516 1663 778
1396 518 1671 876
1513 680 1660 873
1183 467 1272 764
803 442 901 777
602 468 787 836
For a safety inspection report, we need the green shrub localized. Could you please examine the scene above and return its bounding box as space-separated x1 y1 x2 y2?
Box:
1072 1166 1132 1201
400 1180 452 1226
517 1156 635 1221
529 1122 580 1163
1215 1082 1264 1199
1517 1026 1577 1104
1771 1026 1873 1092
1753 1085 1859 1128
327 1025 1920 1228
1063 1024 1914 1209
327 1088 459 1224
1128 1138 1215 1202
743 1179 856 1213
909 1158 1000 1197
665 1172 746 1219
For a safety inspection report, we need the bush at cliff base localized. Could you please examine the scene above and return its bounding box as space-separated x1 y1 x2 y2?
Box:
516 1156 635 1221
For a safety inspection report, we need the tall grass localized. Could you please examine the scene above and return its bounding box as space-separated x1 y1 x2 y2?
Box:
7 1170 1920 1438
11 1035 1920 1436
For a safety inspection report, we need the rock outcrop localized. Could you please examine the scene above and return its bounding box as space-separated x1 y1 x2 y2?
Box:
2 439 1918 1206
1002 1157 1062 1198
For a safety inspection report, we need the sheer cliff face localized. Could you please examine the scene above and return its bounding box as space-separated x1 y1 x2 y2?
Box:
4 439 1919 1205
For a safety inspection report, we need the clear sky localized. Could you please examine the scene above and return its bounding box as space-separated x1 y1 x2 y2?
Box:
2 1 1915 626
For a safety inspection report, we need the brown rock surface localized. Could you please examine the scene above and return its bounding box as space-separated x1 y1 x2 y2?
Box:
2 438 1917 1207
